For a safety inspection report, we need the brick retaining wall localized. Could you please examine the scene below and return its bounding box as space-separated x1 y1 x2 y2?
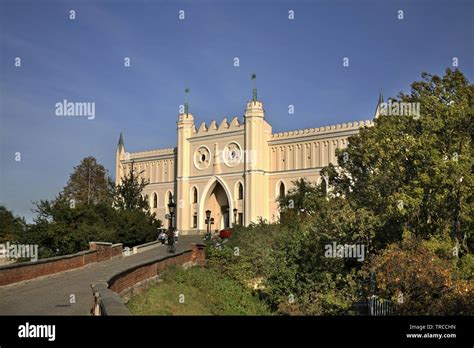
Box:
0 242 123 286
93 243 206 315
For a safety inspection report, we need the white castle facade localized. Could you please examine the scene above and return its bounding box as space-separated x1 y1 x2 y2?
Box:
115 93 376 235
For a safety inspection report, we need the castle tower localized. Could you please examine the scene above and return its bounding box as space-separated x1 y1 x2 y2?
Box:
243 76 271 224
176 92 195 232
115 132 125 185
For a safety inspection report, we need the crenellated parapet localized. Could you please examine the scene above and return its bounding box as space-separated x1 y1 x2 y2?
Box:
127 147 176 160
192 116 243 136
271 119 374 140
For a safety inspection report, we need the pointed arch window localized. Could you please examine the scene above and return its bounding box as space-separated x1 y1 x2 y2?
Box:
192 187 198 204
279 182 285 198
321 177 328 196
153 193 158 208
238 183 244 200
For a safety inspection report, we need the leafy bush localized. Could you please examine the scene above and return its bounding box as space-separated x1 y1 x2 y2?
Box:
205 222 285 287
366 233 474 315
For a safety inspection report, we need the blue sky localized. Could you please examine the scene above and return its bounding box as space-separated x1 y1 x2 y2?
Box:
1 0 473 222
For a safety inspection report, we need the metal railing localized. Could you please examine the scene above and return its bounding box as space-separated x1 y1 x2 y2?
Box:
368 295 394 316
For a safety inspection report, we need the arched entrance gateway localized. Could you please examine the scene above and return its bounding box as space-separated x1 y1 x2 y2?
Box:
200 178 233 232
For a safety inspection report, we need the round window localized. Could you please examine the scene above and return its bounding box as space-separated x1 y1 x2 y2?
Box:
194 146 211 170
223 142 242 167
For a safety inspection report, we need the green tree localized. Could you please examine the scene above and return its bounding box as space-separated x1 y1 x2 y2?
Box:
0 205 26 243
62 156 114 205
113 162 149 211
262 69 473 315
24 159 162 258
277 178 321 229
26 198 117 257
112 209 162 247
330 69 473 251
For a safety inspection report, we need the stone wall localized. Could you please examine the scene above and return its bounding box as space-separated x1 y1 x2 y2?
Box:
92 243 206 315
0 242 123 286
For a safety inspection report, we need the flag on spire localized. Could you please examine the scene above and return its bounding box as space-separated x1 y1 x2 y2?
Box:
184 88 190 114
251 73 257 101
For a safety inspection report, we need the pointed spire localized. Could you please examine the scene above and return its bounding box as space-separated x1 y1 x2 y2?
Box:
374 90 384 119
117 132 124 148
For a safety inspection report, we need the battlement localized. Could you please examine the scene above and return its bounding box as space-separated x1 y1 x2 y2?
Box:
192 116 243 136
128 147 175 160
271 119 374 140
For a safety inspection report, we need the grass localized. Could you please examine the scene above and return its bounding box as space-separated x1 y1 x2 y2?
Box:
126 265 273 315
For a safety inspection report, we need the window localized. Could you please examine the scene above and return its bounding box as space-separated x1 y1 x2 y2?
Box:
168 192 173 204
153 193 158 208
238 183 243 200
279 182 285 198
238 213 243 225
192 187 198 204
321 178 328 196
193 213 198 228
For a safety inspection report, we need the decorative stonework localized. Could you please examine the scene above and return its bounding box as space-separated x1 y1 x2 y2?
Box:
222 141 242 167
193 116 243 136
193 146 211 170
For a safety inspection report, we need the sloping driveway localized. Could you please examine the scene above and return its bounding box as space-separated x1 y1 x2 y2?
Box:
0 236 202 315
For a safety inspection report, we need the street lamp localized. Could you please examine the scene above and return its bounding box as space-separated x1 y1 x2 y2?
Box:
205 209 212 239
168 200 176 230
205 208 211 230
233 208 238 226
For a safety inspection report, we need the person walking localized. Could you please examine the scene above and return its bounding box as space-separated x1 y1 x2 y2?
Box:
158 230 166 245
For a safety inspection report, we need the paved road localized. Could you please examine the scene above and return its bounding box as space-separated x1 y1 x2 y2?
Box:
0 236 203 315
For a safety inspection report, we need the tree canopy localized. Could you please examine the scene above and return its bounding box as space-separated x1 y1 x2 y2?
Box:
208 69 473 315
62 156 114 205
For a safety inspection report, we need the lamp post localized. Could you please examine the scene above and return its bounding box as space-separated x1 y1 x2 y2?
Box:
233 208 238 226
166 200 177 253
205 209 212 240
168 200 176 231
205 209 211 232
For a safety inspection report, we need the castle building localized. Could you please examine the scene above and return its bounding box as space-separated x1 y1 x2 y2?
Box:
115 91 377 235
